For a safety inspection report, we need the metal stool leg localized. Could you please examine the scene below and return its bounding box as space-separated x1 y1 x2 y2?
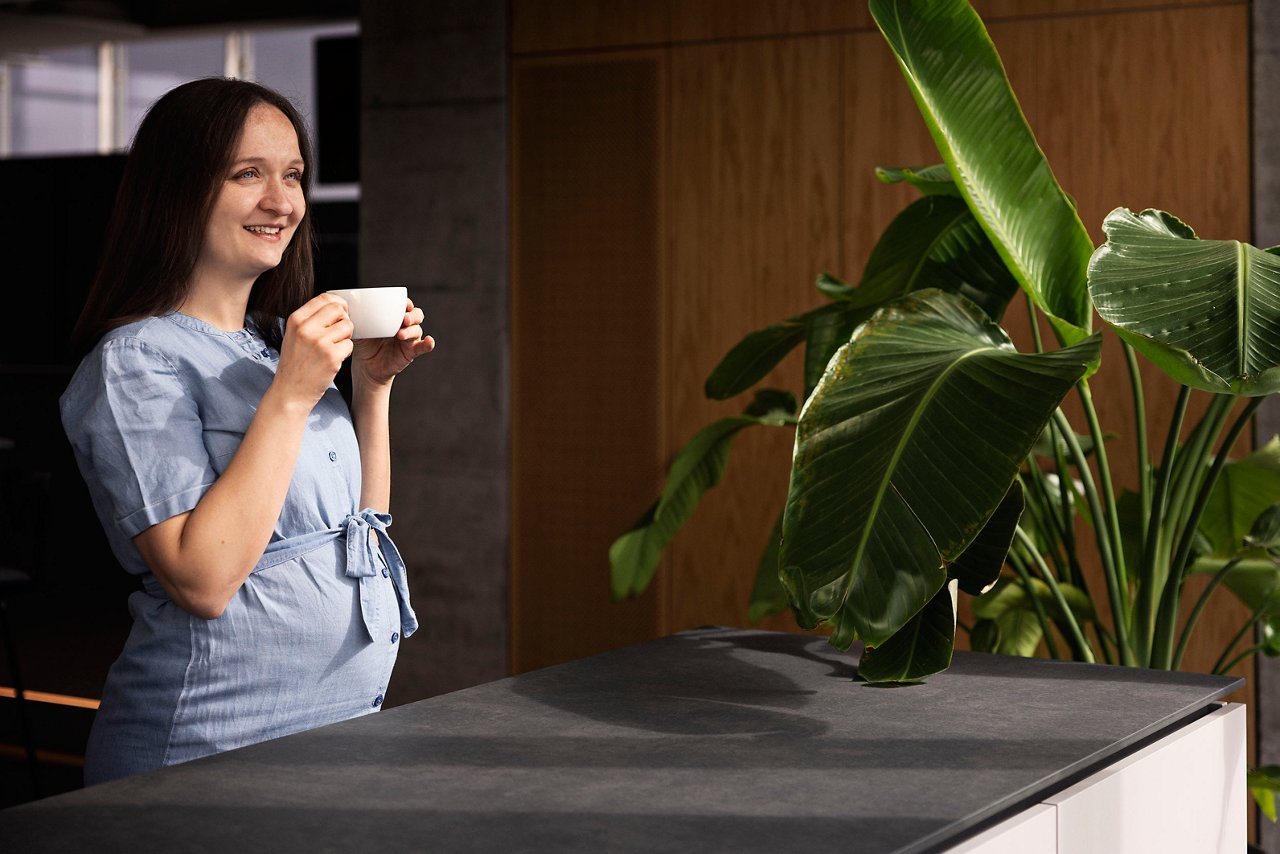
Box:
0 597 40 798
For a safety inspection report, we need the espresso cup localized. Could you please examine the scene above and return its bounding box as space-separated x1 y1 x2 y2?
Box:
326 287 408 339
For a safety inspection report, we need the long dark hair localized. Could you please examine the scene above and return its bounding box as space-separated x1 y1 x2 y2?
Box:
70 78 315 356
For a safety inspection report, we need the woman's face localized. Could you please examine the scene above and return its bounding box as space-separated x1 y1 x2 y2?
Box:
193 103 306 289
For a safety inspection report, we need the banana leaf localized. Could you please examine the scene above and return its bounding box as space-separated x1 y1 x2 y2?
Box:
610 390 796 599
970 576 1095 657
1198 436 1280 557
1088 208 1280 396
779 289 1100 659
857 581 958 682
875 163 960 197
870 0 1093 346
949 480 1024 596
706 194 1020 401
816 272 856 300
1249 766 1280 822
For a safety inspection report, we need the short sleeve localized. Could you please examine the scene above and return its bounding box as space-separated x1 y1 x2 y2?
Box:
71 338 217 540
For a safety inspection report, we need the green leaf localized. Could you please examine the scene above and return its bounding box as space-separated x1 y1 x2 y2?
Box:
971 580 1045 657
779 289 1101 652
1248 766 1280 822
973 576 1095 625
1088 209 1280 396
704 318 807 400
870 0 1093 345
816 272 855 300
802 195 1024 399
710 193 1021 403
875 163 960 196
803 302 865 400
971 576 1094 657
1199 436 1280 557
610 390 797 599
969 618 1000 652
1247 505 1280 554
949 481 1024 596
858 195 1020 324
747 511 788 622
857 580 958 683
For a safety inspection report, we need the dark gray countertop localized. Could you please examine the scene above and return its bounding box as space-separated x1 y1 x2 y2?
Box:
0 627 1242 853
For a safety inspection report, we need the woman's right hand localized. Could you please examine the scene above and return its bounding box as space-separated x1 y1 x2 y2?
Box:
272 293 354 408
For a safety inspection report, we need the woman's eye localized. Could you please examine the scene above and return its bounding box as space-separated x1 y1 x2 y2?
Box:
234 168 258 180
285 170 303 182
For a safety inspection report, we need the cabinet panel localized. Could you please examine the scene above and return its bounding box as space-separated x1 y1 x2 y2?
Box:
946 804 1056 854
1048 704 1246 853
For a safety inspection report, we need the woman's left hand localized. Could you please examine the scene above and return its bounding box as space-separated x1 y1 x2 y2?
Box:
351 299 436 387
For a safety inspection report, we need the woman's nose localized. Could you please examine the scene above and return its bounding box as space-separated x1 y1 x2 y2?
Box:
259 181 294 216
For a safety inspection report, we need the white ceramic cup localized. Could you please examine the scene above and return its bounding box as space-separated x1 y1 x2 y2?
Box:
326 286 408 339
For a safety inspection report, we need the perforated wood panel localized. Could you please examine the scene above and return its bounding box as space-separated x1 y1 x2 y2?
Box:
510 56 665 673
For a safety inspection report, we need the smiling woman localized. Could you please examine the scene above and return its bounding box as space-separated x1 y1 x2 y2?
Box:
57 78 436 785
186 104 307 311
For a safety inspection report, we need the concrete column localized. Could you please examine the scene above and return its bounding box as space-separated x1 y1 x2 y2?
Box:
360 0 508 702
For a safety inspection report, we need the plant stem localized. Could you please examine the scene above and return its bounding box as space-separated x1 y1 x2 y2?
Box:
1048 421 1084 587
1170 398 1263 584
1077 380 1128 596
1020 470 1070 582
1122 343 1151 534
1212 607 1268 675
1171 557 1241 670
1008 551 1061 659
1027 294 1044 354
1152 395 1246 668
1167 396 1233 546
1216 644 1265 677
1135 385 1189 667
1015 527 1095 663
1052 409 1131 665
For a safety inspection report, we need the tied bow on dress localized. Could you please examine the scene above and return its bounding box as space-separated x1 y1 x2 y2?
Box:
142 508 419 643
341 509 418 642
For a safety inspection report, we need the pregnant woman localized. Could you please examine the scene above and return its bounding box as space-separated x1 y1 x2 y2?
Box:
60 78 435 783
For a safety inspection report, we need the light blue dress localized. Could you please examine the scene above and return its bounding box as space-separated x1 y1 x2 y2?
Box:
60 311 417 784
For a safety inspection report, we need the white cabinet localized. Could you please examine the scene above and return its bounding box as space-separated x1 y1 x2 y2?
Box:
949 703 1246 854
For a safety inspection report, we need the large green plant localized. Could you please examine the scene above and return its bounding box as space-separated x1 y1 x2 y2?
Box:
610 0 1280 776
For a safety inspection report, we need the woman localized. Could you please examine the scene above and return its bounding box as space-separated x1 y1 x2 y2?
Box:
60 78 434 784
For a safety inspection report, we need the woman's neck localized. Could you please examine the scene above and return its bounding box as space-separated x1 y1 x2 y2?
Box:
177 277 254 332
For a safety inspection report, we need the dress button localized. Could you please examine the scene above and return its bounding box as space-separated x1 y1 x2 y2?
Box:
328 450 338 462
391 632 399 643
373 694 384 708
382 567 390 578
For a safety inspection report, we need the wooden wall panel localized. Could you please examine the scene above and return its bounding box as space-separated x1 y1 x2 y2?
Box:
511 0 670 53
664 36 845 634
509 0 1232 55
974 0 1229 18
509 55 666 673
670 0 867 42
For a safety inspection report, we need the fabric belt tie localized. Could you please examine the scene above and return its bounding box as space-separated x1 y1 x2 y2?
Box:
340 509 418 642
147 508 419 642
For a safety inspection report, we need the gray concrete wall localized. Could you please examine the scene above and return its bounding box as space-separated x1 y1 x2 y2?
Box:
360 0 508 703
